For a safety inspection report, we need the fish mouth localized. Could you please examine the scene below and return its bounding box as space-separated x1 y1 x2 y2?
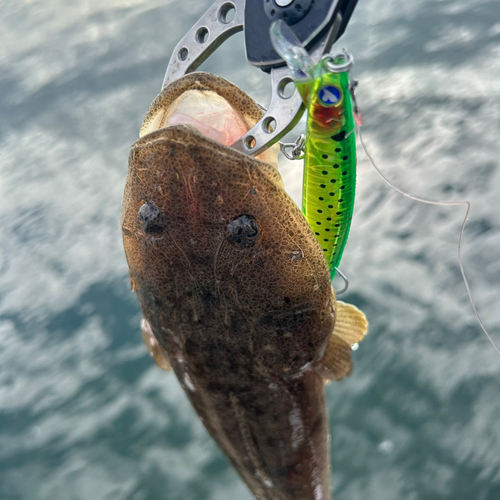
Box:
139 72 278 167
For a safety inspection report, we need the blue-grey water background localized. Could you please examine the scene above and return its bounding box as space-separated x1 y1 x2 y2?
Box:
1 0 500 498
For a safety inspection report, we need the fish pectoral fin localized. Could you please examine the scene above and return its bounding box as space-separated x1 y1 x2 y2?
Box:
316 301 368 381
141 318 172 371
332 301 368 346
316 334 353 381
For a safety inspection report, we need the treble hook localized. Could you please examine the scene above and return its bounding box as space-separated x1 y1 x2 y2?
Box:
334 267 349 295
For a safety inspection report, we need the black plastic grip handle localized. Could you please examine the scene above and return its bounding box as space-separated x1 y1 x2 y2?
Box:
244 0 359 70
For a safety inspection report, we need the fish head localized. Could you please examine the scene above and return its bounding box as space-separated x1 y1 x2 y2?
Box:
122 73 335 376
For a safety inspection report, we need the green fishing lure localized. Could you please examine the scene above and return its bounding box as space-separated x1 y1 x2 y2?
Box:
271 22 359 279
296 56 357 279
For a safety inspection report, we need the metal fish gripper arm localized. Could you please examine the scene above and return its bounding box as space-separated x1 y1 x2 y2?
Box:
161 0 359 157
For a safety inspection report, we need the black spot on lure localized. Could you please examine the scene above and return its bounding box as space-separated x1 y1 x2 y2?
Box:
271 21 362 279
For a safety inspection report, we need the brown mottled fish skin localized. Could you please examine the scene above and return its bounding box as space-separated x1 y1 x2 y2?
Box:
122 73 337 500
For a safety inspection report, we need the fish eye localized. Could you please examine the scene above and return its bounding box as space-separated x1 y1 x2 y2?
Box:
138 201 165 234
227 215 260 248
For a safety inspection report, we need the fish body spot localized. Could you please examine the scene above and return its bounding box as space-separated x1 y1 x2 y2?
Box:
287 250 303 261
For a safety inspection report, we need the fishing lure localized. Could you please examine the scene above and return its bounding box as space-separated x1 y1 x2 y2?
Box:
271 21 361 279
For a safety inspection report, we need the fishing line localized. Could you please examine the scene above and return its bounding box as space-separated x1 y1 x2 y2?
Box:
357 125 500 355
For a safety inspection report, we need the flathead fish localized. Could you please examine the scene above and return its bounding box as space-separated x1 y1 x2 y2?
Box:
121 72 368 500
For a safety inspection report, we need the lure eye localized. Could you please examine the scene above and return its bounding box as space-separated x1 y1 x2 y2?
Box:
227 215 260 248
318 85 342 107
138 201 165 234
